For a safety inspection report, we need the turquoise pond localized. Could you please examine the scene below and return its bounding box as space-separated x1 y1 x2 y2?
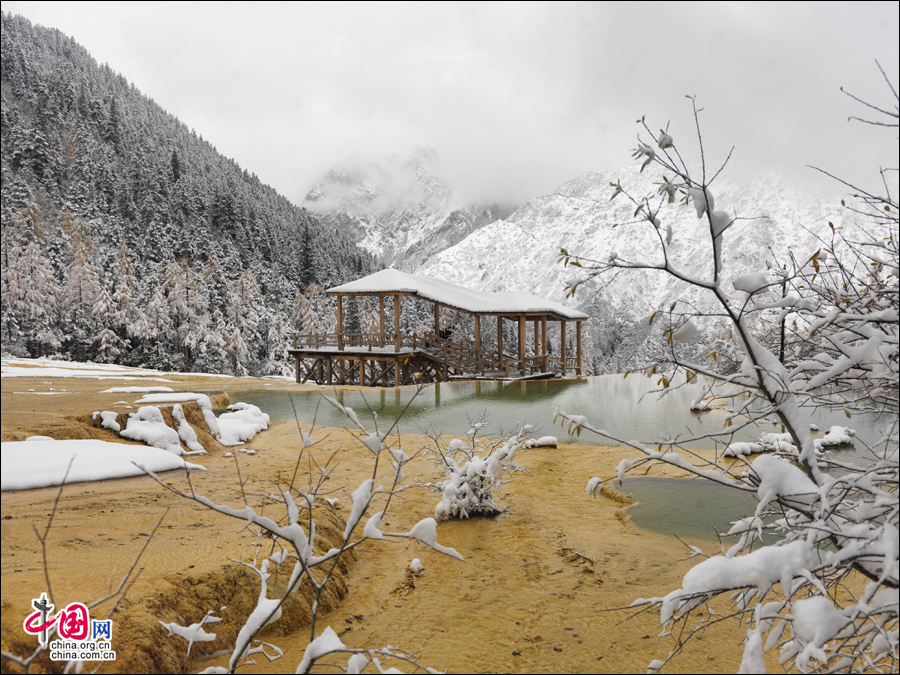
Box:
220 376 892 541
224 376 739 446
224 375 890 453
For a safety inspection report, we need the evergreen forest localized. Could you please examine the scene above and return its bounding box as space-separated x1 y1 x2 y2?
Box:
0 12 378 376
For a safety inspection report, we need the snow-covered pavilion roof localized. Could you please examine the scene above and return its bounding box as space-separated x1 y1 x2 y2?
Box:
327 269 588 321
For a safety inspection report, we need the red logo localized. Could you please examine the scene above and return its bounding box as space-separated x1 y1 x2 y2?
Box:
24 601 90 642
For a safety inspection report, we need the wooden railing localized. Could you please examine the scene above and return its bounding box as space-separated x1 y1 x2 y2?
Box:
292 332 590 376
547 356 592 376
293 333 404 350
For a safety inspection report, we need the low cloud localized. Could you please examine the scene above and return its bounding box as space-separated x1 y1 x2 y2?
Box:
7 1 898 205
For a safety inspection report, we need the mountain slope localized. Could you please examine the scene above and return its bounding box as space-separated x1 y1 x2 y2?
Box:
0 12 376 375
416 165 850 372
303 148 515 270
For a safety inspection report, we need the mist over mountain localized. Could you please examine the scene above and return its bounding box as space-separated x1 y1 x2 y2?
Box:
417 165 856 372
303 148 516 270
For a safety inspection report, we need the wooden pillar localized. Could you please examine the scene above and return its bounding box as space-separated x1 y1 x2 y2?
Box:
533 319 539 373
560 320 567 375
336 295 344 350
541 317 548 371
434 302 440 337
474 314 482 375
379 295 385 346
518 314 525 376
576 321 583 376
359 357 365 386
294 356 300 383
394 295 401 350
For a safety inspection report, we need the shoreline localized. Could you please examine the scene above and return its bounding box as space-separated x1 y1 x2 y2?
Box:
2 362 768 673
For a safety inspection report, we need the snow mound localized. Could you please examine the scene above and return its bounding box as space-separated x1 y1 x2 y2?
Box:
120 406 184 454
217 403 270 446
723 441 765 457
91 410 121 433
524 436 558 448
818 425 855 448
129 393 268 448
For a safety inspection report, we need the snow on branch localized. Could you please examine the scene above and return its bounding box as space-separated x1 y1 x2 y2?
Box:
564 85 898 672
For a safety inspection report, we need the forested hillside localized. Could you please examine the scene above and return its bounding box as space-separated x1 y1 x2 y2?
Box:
0 12 376 376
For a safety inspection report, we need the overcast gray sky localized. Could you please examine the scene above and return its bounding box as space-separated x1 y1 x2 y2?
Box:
6 1 898 206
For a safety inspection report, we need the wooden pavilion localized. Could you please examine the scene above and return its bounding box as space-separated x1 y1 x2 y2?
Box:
288 269 589 386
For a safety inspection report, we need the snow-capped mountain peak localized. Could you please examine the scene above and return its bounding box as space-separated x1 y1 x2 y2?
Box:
303 148 515 269
415 165 852 371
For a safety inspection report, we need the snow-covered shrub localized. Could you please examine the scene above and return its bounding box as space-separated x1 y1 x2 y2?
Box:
558 83 898 673
424 418 533 520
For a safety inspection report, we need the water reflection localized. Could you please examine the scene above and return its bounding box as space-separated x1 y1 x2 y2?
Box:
224 376 887 452
219 376 890 541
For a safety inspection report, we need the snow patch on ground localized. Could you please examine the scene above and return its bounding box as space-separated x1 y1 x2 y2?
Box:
0 438 206 490
1 359 174 382
101 386 174 394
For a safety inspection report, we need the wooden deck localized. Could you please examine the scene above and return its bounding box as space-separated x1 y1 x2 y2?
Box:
289 332 589 386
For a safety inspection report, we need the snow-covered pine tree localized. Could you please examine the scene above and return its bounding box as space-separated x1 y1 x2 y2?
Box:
292 282 325 339
140 285 175 369
360 295 380 336
226 269 265 375
0 241 23 350
291 289 309 335
92 285 124 363
223 323 251 377
263 310 293 376
113 245 140 341
61 241 102 361
318 294 337 336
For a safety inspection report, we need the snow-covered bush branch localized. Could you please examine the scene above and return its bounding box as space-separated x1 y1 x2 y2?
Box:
559 79 898 672
420 416 535 520
140 394 463 674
